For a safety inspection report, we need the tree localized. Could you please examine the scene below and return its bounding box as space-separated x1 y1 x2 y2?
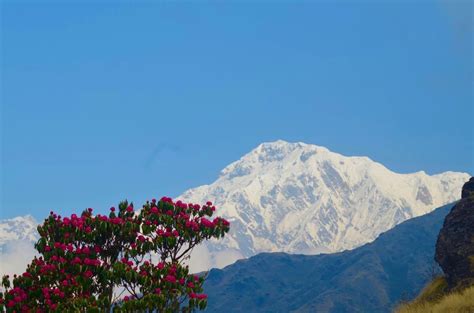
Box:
0 197 230 312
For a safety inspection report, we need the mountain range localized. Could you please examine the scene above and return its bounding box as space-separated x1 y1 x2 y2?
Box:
179 141 469 270
203 202 454 313
0 141 469 274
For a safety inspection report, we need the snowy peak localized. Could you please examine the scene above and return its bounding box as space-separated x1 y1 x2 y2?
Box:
220 141 328 179
0 215 39 247
180 140 469 270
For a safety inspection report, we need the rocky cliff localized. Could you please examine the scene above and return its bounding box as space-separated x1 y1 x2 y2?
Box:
435 177 474 289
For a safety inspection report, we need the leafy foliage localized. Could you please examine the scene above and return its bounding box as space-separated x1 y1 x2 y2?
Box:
0 197 230 312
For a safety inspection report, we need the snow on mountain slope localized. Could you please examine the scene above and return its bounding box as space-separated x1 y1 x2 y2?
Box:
0 215 39 276
180 140 469 270
0 215 39 251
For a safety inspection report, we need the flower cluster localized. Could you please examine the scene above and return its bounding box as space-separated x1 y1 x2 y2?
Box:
0 197 230 312
138 197 230 263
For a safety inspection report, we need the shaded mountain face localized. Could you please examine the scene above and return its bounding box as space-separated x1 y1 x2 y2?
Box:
180 141 468 270
203 203 454 313
436 177 474 288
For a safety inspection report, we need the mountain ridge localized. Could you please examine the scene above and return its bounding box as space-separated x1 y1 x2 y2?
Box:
203 202 455 313
0 141 469 273
179 140 468 270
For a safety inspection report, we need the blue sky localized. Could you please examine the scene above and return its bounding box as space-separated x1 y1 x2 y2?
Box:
1 1 472 220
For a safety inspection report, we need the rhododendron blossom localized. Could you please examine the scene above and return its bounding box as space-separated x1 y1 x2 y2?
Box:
0 197 230 312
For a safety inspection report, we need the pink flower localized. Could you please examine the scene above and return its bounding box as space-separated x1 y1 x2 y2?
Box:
150 207 159 214
110 207 115 212
165 274 176 283
201 218 214 228
126 206 133 212
155 288 161 294
111 217 123 225
161 196 172 203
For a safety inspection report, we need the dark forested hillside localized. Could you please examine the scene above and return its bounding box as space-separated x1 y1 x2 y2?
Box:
204 203 454 313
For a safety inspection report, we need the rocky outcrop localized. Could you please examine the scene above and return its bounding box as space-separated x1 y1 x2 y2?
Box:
435 177 474 289
461 177 474 199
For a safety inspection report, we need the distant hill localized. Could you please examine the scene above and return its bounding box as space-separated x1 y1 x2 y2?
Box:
203 203 454 313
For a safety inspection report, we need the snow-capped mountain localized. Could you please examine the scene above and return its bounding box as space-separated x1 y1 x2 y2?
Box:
180 140 469 270
0 215 38 252
0 141 470 273
0 215 39 276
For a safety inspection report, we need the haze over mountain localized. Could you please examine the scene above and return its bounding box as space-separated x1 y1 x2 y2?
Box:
180 141 469 270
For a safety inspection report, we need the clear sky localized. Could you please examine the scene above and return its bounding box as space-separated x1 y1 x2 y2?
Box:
1 1 473 220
